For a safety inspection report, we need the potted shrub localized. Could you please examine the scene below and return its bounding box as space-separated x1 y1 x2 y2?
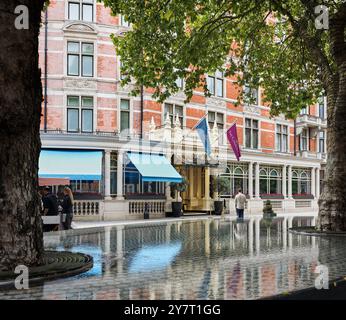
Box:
170 178 188 217
212 176 229 215
263 199 277 218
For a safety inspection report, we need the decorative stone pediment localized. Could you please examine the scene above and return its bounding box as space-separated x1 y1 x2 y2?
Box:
64 78 97 90
244 104 261 115
63 22 97 34
206 97 227 109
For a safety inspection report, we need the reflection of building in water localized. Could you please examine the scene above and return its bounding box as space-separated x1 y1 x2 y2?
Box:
38 216 322 300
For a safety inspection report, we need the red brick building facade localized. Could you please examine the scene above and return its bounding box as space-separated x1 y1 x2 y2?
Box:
38 0 327 220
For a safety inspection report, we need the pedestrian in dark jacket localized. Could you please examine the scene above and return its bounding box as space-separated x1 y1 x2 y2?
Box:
62 186 74 230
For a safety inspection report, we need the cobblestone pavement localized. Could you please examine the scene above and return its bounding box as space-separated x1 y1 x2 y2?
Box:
1 214 346 300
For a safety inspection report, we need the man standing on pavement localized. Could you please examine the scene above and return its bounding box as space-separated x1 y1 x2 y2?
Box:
235 188 247 220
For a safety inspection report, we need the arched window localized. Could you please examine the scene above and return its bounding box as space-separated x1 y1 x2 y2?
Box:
234 167 244 175
219 162 249 197
259 166 282 196
291 168 311 195
270 169 278 177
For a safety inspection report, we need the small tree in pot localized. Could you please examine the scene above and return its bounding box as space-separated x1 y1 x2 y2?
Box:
212 176 229 215
170 178 188 217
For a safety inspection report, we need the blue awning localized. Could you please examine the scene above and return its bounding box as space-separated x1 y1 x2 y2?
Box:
39 150 102 181
127 153 182 183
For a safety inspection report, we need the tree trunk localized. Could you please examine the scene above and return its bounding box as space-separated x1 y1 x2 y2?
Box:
318 62 346 231
0 0 45 270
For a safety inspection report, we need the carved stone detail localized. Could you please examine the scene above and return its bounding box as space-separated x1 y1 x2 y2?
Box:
244 104 261 115
64 79 97 90
63 23 97 34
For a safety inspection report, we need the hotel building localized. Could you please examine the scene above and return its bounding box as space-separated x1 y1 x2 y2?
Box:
38 0 327 220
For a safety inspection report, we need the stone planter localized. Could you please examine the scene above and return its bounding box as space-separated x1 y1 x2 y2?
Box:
214 200 223 215
171 201 182 217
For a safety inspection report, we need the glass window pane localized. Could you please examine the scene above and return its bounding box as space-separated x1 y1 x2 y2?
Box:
121 15 130 27
217 113 224 123
120 111 130 131
245 118 251 127
68 54 79 76
68 42 80 53
208 112 215 122
260 179 267 194
253 120 258 128
276 133 281 151
82 4 93 22
67 96 79 107
68 3 80 20
82 43 94 54
276 124 281 133
216 78 223 97
82 55 93 76
120 99 130 110
283 135 288 152
253 129 259 148
67 109 79 132
82 97 93 107
252 88 258 104
245 128 251 148
175 105 183 116
207 76 215 95
270 180 278 194
82 109 93 132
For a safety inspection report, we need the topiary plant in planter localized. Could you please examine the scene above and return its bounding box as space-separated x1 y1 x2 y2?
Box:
212 176 229 215
263 199 277 218
170 178 188 217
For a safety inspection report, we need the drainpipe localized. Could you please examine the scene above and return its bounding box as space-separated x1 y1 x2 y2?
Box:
293 118 297 156
140 84 144 139
44 8 48 132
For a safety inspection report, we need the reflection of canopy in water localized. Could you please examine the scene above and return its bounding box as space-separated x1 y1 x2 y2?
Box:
129 242 182 273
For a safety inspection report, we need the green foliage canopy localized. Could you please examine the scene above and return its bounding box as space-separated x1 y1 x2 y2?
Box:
102 0 344 119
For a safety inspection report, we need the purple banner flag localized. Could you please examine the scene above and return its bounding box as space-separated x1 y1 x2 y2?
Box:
227 123 241 161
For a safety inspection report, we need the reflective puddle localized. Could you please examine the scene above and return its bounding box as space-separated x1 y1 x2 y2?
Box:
2 214 346 300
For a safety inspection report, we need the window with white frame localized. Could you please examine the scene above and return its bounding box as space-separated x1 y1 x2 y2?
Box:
300 106 308 115
318 97 326 120
245 118 259 149
219 163 249 197
67 41 94 77
68 0 94 22
67 96 93 132
276 124 288 152
319 131 325 153
259 166 282 195
164 103 183 128
300 128 308 151
207 70 224 97
208 111 224 144
120 99 130 133
291 168 311 195
244 84 259 105
120 15 130 27
175 77 184 90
